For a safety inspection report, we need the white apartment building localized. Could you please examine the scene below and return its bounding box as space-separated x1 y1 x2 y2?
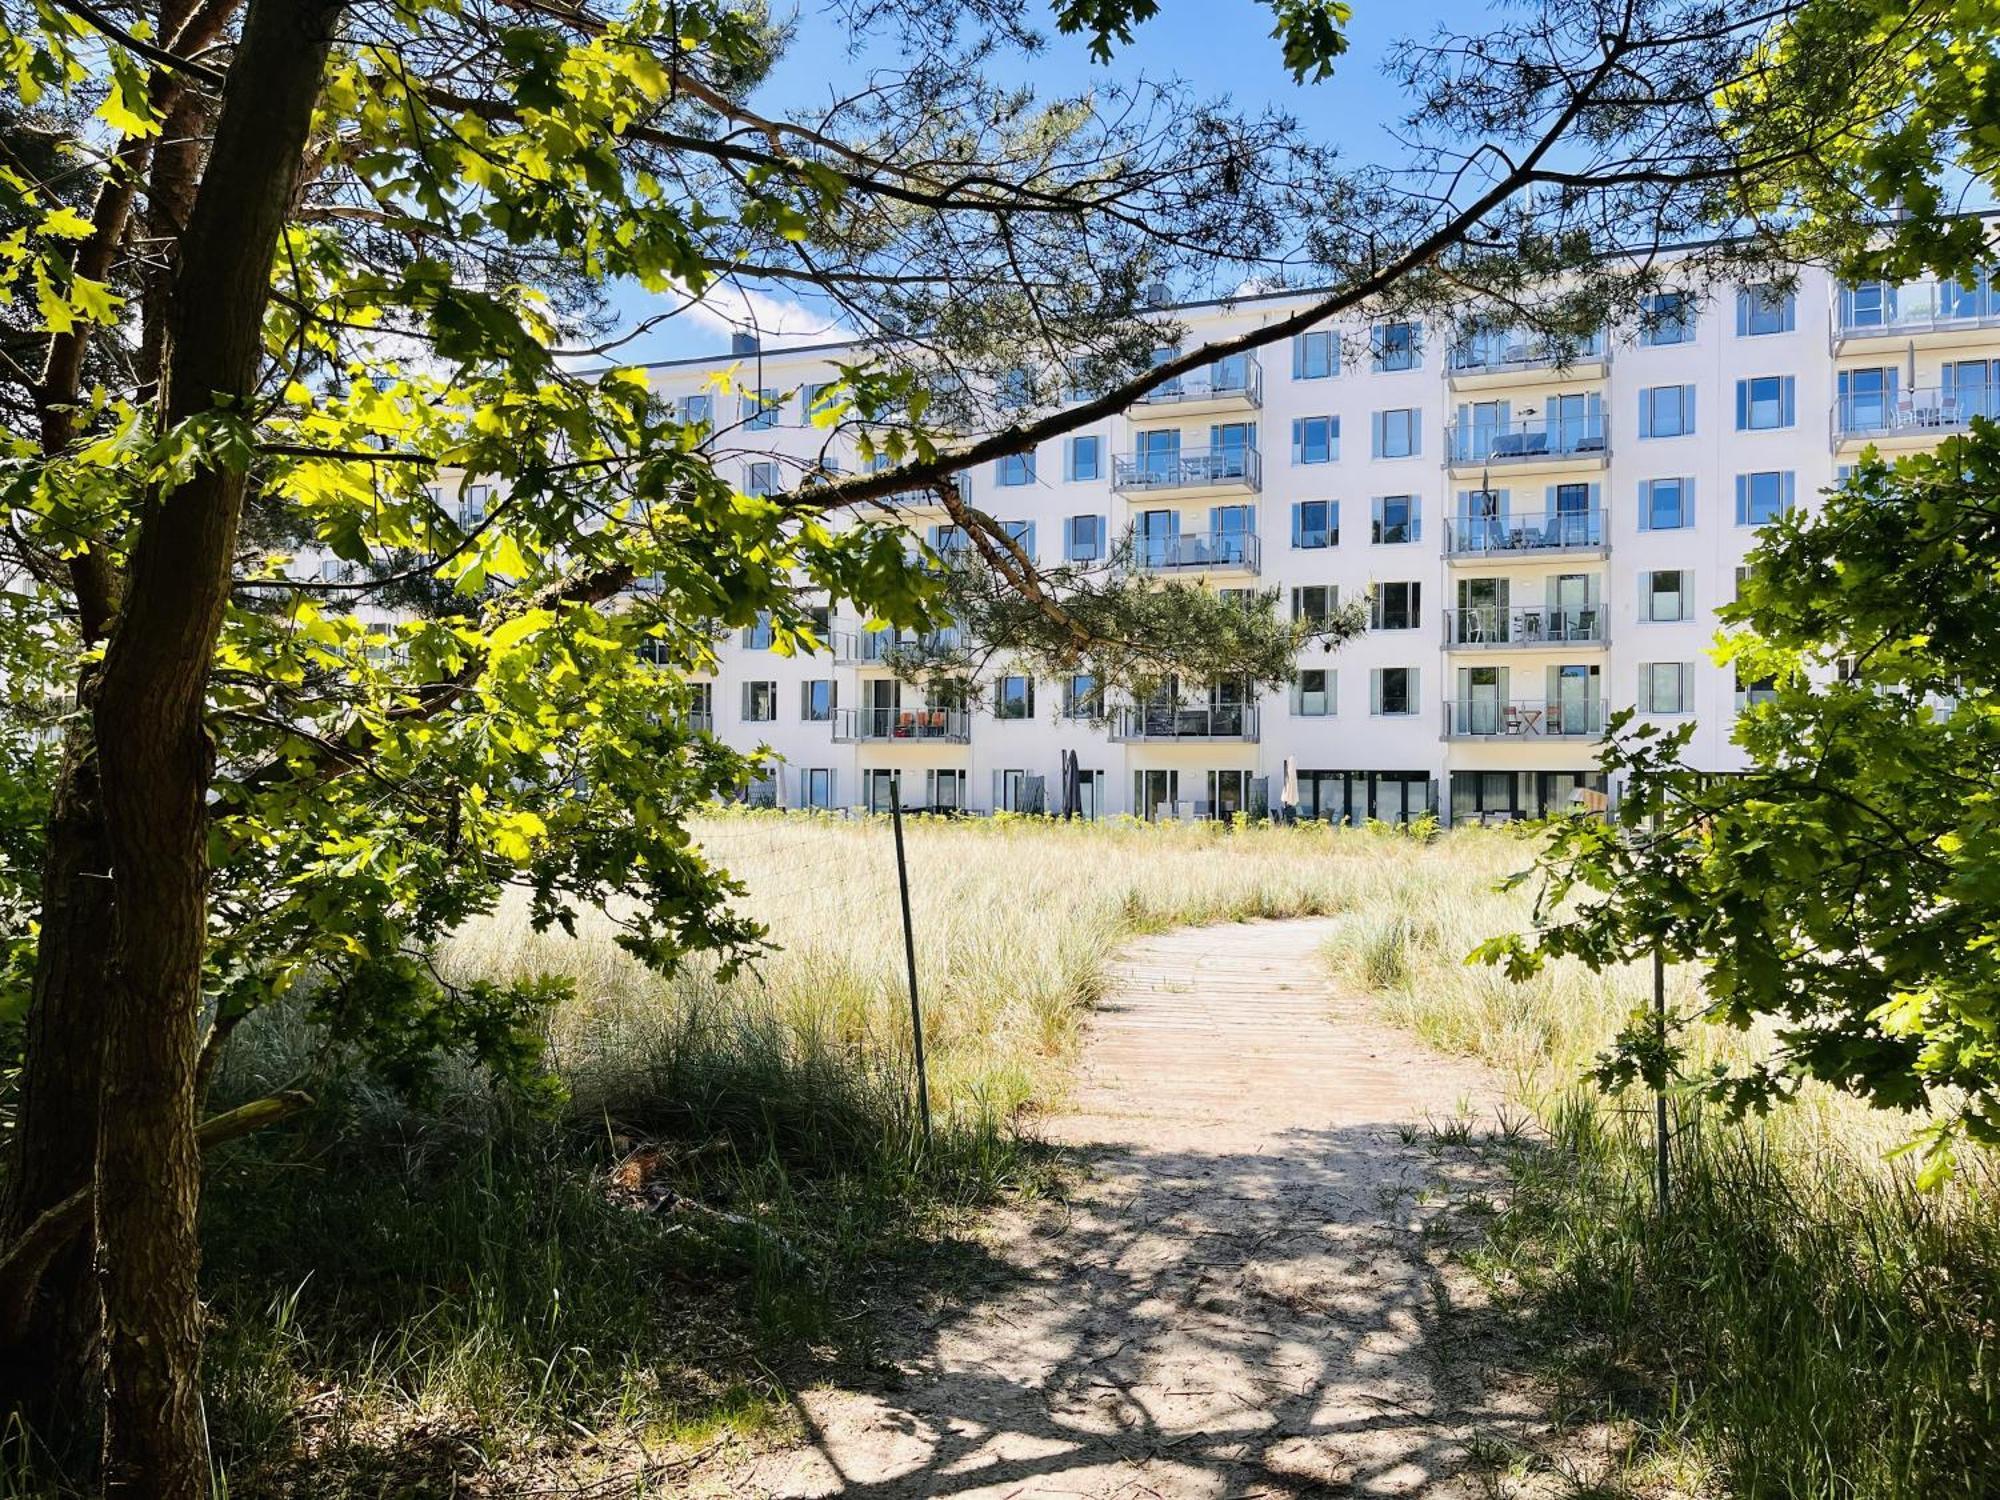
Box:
604 262 2000 825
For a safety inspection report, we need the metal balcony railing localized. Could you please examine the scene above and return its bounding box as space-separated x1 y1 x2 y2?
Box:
1111 445 1262 493
1443 605 1607 647
1443 698 1608 739
1447 416 1607 464
831 706 972 742
1108 703 1260 742
1834 384 2000 440
1448 329 1606 375
1131 530 1261 573
1136 353 1263 407
1444 509 1604 557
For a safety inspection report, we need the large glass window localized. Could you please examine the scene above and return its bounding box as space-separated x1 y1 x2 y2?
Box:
1640 477 1691 530
800 680 836 721
1293 669 1334 716
1291 499 1337 549
1372 321 1420 371
1736 285 1796 336
1293 330 1336 379
1371 581 1421 631
743 389 780 429
1638 385 1696 438
1371 408 1420 458
742 680 777 721
1640 662 1692 714
993 674 1035 719
1292 415 1338 464
1734 470 1795 526
996 450 1036 486
1371 667 1417 715
1291 585 1336 624
1639 292 1694 345
1643 570 1690 622
1735 375 1796 431
1372 494 1419 544
1065 514 1105 561
1065 434 1102 481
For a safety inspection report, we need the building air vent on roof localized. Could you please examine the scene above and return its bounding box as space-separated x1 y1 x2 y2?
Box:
1143 280 1172 308
731 332 760 355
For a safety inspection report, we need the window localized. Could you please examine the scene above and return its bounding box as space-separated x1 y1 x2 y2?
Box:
1371 494 1419 544
1638 385 1696 438
1639 291 1695 346
1063 673 1101 719
1639 662 1693 715
1291 499 1337 549
1641 569 1691 622
743 389 780 429
1735 375 1797 431
993 674 1035 719
1371 580 1421 631
1293 329 1336 380
996 450 1036 487
1736 284 1796 336
746 460 779 495
1000 519 1035 560
678 393 713 427
997 367 1034 408
742 680 777 721
1371 667 1417 716
1065 514 1105 561
1293 669 1334 717
926 768 965 811
1371 408 1421 458
1373 321 1420 372
802 768 835 809
1735 564 1753 601
1292 415 1338 464
1065 434 1102 481
460 484 491 527
742 611 775 650
801 680 836 721
1735 665 1777 711
1291 585 1336 625
1639 477 1693 531
1734 470 1795 526
862 768 901 814
800 382 838 423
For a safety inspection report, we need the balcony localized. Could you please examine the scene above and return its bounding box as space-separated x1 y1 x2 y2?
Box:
1448 331 1608 389
1444 605 1608 649
1834 277 2000 351
1111 445 1262 499
1134 353 1263 414
1444 509 1605 561
683 708 714 734
1108 703 1260 743
1444 699 1607 740
1131 530 1261 576
1833 385 1999 452
831 706 972 743
833 626 964 666
1447 416 1607 475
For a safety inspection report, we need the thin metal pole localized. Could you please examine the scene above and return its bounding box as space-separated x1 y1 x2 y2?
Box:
889 780 932 1147
1653 944 1670 1213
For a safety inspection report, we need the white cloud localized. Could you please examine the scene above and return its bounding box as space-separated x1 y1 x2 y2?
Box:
675 278 854 348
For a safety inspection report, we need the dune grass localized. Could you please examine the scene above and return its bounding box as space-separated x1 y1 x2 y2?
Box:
187 811 1458 1495
1315 826 2000 1496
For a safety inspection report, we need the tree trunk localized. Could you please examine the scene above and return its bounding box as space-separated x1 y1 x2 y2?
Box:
87 1 341 1493
0 701 113 1437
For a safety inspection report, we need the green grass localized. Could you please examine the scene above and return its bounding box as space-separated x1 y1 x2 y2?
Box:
1320 830 2000 1498
177 812 1459 1494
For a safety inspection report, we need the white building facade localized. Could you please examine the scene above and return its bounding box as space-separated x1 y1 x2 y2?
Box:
630 264 2000 824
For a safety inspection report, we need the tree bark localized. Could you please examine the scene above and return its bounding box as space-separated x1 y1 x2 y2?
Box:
86 2 341 1493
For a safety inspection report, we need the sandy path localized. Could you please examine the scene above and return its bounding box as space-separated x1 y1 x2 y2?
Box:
727 917 1508 1498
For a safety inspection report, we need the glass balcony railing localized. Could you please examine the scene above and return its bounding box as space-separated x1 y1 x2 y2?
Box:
1447 416 1607 465
1836 277 2000 335
1443 605 1607 647
831 706 972 742
1131 531 1261 573
1111 446 1262 493
1448 329 1606 375
1136 353 1263 407
1444 698 1607 739
1443 509 1605 557
833 626 964 664
1108 703 1260 742
1834 384 2000 439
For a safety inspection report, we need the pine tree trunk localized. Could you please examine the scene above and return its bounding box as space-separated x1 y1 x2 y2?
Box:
85 2 342 1492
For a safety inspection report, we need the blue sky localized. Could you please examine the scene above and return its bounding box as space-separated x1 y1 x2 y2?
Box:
609 0 1482 365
